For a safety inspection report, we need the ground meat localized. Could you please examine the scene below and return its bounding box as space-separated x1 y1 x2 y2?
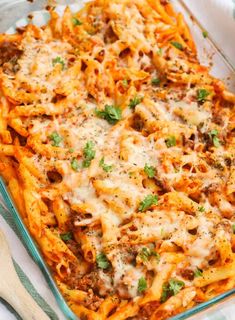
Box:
75 271 96 291
130 114 144 132
224 157 232 167
130 301 160 320
202 183 219 195
0 41 22 74
47 170 63 183
104 26 118 44
217 220 233 236
66 240 82 257
160 0 169 4
83 289 104 311
212 114 224 126
180 268 194 281
74 270 112 297
116 283 132 299
154 177 171 193
202 133 213 149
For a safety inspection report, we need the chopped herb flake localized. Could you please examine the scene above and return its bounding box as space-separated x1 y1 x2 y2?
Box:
151 78 161 86
169 279 185 296
82 141 96 168
165 136 176 148
129 96 143 109
95 105 122 124
157 48 163 56
52 56 65 70
194 268 203 278
138 194 158 212
99 157 113 172
60 232 72 241
210 129 218 136
49 131 63 147
96 252 110 269
198 206 205 212
144 164 156 178
123 79 128 87
212 136 220 147
71 158 79 171
197 89 210 103
72 17 82 26
161 279 185 302
232 224 235 234
209 129 221 147
138 277 147 293
138 247 160 262
202 31 208 38
171 41 183 50
161 283 169 303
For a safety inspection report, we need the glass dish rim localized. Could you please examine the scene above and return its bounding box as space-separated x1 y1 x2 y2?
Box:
0 0 234 319
1 178 235 320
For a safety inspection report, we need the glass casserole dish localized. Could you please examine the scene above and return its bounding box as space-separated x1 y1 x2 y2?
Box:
0 0 234 319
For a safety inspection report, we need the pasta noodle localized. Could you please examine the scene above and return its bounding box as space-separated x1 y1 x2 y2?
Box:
0 0 234 319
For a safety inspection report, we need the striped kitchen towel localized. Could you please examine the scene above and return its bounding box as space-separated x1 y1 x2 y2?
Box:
0 202 63 319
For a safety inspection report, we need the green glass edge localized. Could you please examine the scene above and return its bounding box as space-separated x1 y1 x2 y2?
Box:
170 289 235 320
0 177 77 320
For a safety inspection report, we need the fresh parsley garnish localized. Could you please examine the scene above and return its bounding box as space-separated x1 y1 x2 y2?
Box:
49 131 63 147
165 136 176 148
168 279 185 295
170 41 183 50
194 268 203 278
60 232 72 241
72 17 82 26
99 157 113 172
209 129 220 147
138 247 160 262
232 224 235 234
161 283 169 303
95 105 122 124
52 56 65 70
161 279 185 303
198 206 205 212
82 141 96 168
129 96 143 109
197 89 210 103
96 252 110 269
151 78 161 86
157 48 163 56
138 194 158 212
144 164 155 178
87 29 96 35
210 129 219 136
202 31 208 38
123 79 128 87
137 277 147 293
71 158 79 171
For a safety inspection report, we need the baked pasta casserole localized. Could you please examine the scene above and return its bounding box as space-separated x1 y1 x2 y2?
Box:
0 0 234 319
